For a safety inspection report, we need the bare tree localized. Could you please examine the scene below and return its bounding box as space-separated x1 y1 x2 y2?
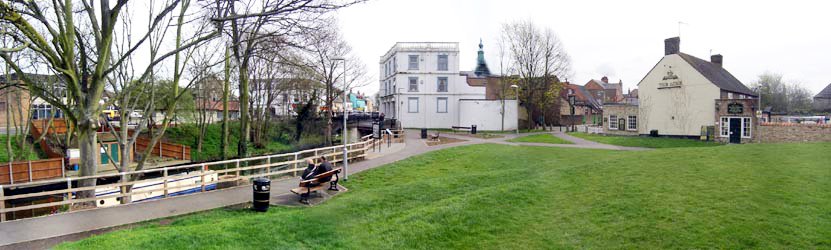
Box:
501 20 572 130
0 0 219 204
296 19 369 145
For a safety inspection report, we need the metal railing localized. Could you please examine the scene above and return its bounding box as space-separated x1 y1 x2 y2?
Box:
0 135 390 222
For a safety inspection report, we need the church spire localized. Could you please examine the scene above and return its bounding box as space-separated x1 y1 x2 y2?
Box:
474 39 491 77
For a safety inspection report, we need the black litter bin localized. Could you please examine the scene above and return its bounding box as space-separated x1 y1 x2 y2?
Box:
252 178 270 212
421 128 428 139
471 125 477 135
649 130 659 137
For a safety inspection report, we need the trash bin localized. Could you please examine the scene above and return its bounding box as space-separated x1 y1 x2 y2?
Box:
252 178 270 212
421 128 428 139
471 125 477 135
650 130 659 137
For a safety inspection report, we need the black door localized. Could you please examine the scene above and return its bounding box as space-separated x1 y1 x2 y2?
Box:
729 118 741 143
618 118 626 131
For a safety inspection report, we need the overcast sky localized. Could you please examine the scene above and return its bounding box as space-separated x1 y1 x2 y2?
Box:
336 0 831 96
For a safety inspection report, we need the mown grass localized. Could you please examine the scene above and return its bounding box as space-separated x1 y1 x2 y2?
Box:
57 142 831 249
0 135 42 162
508 133 573 144
569 132 722 148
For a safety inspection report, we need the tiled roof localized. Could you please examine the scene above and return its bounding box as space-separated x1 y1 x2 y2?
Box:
677 53 756 96
815 83 831 99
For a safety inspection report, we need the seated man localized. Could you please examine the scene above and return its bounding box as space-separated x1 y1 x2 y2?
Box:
316 156 334 182
301 158 317 182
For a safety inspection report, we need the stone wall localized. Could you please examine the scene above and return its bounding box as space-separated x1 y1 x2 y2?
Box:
758 123 831 143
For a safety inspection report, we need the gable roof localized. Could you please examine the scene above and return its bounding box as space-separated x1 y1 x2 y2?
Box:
815 83 831 99
677 53 756 96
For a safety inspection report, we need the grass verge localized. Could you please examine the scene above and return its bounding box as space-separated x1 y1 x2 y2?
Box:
57 143 831 249
568 132 721 148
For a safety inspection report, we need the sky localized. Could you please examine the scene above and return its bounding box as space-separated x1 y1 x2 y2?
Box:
336 0 831 96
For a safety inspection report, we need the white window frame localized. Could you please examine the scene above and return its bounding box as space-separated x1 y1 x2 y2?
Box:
408 77 418 92
719 117 752 138
436 97 448 113
408 55 419 70
408 97 419 113
437 55 448 71
609 115 618 129
437 77 448 92
627 115 637 131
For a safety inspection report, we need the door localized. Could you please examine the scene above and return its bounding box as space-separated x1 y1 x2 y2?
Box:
729 118 741 143
110 144 119 163
618 118 626 131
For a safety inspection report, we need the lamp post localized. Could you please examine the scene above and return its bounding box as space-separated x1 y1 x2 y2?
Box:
332 57 348 181
510 84 519 135
568 95 576 132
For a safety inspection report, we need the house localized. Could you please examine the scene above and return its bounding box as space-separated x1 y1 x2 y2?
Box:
584 77 624 104
814 83 831 112
623 88 638 105
602 103 639 135
0 73 67 128
638 37 758 143
378 41 518 130
560 82 603 126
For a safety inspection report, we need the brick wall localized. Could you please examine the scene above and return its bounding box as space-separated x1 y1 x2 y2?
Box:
758 123 831 143
602 104 639 136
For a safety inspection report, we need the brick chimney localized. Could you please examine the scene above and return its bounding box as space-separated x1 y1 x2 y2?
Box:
601 76 609 83
664 37 680 55
711 54 723 67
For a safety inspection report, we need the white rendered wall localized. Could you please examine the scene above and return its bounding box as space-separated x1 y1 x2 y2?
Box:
459 100 518 131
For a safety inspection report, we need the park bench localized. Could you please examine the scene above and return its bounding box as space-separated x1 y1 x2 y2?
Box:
290 167 342 204
451 126 471 133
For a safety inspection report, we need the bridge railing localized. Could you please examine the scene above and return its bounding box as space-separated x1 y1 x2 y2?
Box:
0 135 385 222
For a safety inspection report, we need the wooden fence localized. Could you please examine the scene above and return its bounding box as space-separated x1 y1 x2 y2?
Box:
0 134 389 222
0 158 64 185
134 137 191 160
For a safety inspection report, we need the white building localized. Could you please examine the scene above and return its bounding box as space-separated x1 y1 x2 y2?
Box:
638 37 758 141
378 42 517 130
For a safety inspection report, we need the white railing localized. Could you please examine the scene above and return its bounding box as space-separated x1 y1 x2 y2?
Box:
0 135 392 222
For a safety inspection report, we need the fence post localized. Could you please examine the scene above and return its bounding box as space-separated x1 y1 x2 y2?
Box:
61 159 65 178
181 145 186 160
121 172 128 203
1 185 5 222
28 160 33 182
235 160 240 185
163 168 169 198
293 154 298 177
8 162 13 185
159 141 163 158
66 178 72 211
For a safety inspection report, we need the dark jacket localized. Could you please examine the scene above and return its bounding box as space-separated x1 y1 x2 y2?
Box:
302 164 317 180
316 161 334 182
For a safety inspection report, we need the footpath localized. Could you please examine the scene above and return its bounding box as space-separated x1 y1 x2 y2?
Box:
1 129 643 249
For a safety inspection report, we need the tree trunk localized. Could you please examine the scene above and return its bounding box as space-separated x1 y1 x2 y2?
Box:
221 47 230 160
238 64 250 158
76 122 98 207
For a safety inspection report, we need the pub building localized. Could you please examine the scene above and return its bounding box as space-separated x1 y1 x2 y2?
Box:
637 37 758 143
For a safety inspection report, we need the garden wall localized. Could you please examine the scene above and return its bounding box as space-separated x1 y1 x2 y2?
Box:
757 123 831 143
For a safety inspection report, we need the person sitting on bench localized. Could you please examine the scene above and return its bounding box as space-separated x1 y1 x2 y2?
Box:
315 156 334 182
301 159 318 183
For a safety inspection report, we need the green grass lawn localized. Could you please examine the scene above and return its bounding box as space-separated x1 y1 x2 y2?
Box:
508 133 573 144
0 135 42 162
569 132 722 148
57 142 831 249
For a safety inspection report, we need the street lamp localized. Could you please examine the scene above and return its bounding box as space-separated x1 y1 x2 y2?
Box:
510 84 519 135
331 57 348 181
568 95 576 132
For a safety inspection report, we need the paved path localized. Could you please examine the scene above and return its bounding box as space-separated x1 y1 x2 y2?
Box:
1 129 644 249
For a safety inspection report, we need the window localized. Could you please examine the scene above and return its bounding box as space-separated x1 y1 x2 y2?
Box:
384 63 388 77
408 77 418 92
408 97 419 113
742 117 751 138
609 115 617 129
393 57 397 71
437 55 448 71
408 55 419 70
437 97 448 113
728 92 734 99
627 115 637 131
720 117 729 137
567 89 574 95
437 77 448 92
